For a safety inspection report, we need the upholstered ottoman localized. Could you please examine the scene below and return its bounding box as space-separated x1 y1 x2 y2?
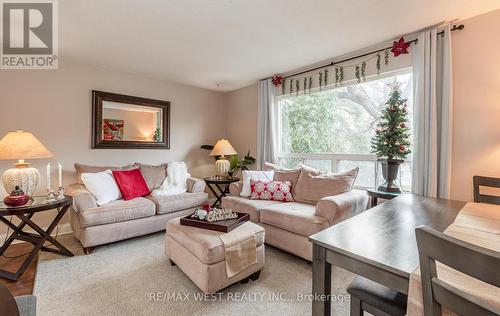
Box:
165 218 265 293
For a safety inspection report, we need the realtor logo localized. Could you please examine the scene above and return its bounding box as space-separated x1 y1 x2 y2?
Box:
1 0 58 69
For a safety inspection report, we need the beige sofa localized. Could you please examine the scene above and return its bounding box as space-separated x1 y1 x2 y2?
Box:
67 163 208 253
222 165 369 261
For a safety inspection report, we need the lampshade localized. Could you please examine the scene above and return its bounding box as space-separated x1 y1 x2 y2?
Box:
210 139 237 157
0 130 53 161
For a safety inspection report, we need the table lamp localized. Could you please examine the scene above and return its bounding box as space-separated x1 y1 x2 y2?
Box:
210 139 237 176
0 130 53 196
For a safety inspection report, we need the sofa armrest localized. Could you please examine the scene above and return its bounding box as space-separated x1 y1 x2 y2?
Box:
315 189 369 225
229 181 243 196
187 177 206 193
66 183 97 213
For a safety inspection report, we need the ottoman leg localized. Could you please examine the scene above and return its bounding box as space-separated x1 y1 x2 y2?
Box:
169 259 176 266
249 270 261 281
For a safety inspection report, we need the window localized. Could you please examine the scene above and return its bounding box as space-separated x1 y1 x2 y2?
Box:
275 70 413 190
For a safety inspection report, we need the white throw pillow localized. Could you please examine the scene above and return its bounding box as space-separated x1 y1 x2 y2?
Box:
81 169 122 206
240 170 275 197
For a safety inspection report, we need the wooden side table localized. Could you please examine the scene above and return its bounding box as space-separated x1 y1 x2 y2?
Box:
0 196 74 281
203 177 240 208
366 189 401 208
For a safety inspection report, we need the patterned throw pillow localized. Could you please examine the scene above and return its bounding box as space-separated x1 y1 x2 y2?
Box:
250 180 294 202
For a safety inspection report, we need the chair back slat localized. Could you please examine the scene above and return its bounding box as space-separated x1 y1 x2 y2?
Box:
432 278 500 316
473 176 500 204
416 226 500 316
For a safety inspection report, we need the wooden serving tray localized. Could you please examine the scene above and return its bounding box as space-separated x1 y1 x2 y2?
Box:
180 212 250 233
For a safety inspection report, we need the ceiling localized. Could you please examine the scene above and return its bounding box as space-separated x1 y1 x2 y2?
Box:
60 0 500 92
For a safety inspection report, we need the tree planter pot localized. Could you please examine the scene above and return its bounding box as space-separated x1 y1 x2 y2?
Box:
378 158 404 193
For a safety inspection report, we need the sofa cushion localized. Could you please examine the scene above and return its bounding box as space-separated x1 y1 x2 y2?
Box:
135 162 168 191
260 202 329 237
221 196 282 222
113 169 151 200
78 197 156 227
166 217 264 265
294 165 359 204
147 192 208 215
264 162 301 195
250 180 294 202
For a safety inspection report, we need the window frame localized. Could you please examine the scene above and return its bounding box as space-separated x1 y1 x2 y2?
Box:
273 68 413 190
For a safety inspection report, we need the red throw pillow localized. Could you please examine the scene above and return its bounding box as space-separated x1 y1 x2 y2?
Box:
250 180 294 202
112 169 150 200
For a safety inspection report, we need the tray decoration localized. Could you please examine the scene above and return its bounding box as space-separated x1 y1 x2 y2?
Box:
180 207 250 233
191 207 238 222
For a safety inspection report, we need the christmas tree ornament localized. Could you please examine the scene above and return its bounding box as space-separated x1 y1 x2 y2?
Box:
391 37 410 57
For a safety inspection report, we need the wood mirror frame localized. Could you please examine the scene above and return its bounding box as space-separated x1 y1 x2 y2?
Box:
91 90 170 149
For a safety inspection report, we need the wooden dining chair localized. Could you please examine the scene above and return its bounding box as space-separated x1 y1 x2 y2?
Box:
473 175 500 204
415 226 500 316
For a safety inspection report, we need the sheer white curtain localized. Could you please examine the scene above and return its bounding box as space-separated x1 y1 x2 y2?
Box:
412 25 453 198
257 79 277 169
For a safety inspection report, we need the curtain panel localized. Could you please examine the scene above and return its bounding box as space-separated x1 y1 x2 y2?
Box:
411 26 453 198
257 79 277 169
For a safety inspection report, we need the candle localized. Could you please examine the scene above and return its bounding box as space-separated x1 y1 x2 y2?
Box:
58 162 62 187
47 163 51 192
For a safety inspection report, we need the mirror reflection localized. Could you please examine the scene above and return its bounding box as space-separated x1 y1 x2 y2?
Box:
102 102 163 142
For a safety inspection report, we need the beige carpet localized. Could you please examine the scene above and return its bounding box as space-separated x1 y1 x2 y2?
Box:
33 232 355 316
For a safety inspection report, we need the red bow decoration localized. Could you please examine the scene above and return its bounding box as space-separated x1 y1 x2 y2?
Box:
391 37 410 57
271 75 283 86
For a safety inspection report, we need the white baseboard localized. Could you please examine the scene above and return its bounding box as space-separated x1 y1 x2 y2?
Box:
0 223 73 245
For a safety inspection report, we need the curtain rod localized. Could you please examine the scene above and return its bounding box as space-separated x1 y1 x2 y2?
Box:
269 24 464 81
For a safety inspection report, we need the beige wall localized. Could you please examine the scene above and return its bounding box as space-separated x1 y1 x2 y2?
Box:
0 59 226 235
450 9 500 201
225 84 259 159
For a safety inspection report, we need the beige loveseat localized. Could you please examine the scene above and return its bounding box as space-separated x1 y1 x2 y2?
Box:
222 164 369 261
67 163 208 253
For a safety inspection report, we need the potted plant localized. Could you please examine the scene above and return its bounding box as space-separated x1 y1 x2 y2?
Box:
371 85 411 192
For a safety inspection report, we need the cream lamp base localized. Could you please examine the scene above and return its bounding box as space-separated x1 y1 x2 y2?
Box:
2 166 40 196
215 158 230 176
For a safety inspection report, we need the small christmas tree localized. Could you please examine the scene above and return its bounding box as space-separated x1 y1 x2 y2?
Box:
371 85 411 159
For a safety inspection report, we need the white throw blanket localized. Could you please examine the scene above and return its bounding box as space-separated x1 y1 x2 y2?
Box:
151 162 191 196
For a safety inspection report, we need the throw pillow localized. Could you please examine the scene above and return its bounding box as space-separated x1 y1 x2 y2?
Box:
250 180 294 202
134 162 168 191
263 162 301 194
240 170 274 197
112 169 151 200
80 169 122 206
294 165 359 204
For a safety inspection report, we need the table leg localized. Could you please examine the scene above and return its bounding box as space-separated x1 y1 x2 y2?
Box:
371 196 378 208
312 243 331 316
206 184 222 208
0 205 73 281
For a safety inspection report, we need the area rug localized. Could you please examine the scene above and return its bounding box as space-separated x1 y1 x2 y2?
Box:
33 232 354 316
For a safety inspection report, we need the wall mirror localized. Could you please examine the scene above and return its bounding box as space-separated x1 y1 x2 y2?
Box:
92 90 170 149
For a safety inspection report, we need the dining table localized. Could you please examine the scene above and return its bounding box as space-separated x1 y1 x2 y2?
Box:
309 193 466 316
